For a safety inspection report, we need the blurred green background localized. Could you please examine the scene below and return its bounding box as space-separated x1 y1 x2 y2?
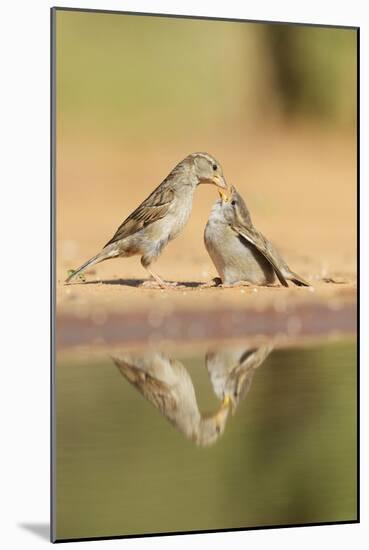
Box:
56 11 357 140
56 339 356 540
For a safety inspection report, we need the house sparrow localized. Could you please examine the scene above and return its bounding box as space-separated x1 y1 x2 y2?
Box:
112 352 230 447
65 152 228 288
204 185 309 287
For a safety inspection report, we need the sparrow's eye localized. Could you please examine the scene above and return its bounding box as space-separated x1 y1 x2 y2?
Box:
212 164 217 171
231 200 237 206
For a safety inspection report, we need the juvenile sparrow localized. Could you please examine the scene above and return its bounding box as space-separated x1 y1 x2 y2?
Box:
112 352 230 447
204 185 310 287
65 152 228 287
206 345 273 412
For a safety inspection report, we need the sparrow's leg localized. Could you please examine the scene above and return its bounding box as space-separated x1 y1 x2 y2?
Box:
140 255 182 289
142 267 179 289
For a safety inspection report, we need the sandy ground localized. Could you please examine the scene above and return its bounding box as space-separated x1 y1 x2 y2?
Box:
56 124 357 321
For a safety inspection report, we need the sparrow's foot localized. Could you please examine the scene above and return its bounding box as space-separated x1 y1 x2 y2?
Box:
200 277 222 288
143 267 175 289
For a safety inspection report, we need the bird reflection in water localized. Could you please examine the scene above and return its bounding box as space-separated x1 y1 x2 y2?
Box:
111 344 273 447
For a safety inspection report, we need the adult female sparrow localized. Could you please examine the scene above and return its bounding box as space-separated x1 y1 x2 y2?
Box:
204 185 309 287
65 152 228 287
112 352 230 447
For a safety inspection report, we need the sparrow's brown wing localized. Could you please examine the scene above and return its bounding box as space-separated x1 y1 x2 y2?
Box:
112 356 178 416
232 223 289 287
104 185 175 247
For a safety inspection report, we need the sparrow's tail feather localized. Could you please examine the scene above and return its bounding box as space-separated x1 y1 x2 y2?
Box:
287 271 310 287
65 248 115 283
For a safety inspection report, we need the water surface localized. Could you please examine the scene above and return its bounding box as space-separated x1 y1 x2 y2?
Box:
55 338 357 540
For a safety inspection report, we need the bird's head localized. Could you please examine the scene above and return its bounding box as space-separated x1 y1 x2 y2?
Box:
188 152 230 199
195 397 230 447
215 185 252 227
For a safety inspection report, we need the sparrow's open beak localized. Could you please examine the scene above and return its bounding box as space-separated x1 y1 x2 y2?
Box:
218 189 229 202
200 174 230 200
212 174 230 202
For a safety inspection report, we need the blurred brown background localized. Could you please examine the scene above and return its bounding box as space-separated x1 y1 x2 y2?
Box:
55 10 357 314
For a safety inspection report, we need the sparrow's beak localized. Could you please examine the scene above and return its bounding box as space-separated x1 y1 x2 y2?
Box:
212 174 227 190
212 174 230 202
218 189 229 202
221 394 231 409
200 173 230 200
206 395 231 426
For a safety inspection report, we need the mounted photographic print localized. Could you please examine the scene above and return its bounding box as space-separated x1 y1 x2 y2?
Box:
51 7 358 543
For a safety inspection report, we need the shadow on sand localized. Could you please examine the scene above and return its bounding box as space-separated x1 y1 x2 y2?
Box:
69 278 206 289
